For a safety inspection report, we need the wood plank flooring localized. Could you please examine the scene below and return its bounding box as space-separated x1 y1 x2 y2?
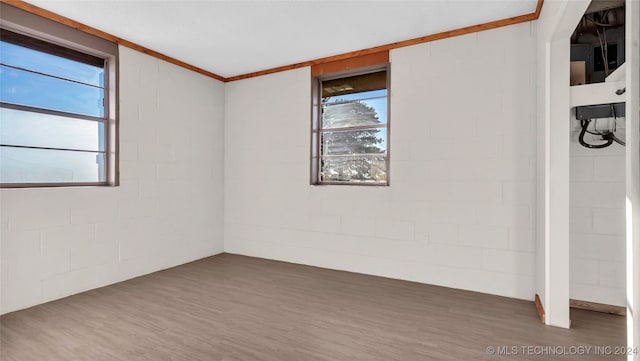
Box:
0 253 626 360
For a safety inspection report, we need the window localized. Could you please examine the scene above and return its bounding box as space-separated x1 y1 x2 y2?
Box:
0 5 117 188
311 67 389 185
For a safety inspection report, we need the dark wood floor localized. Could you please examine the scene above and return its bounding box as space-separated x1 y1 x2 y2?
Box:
0 254 626 361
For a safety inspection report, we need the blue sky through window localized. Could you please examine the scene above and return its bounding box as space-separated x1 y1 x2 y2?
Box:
0 39 106 183
324 89 387 124
0 41 104 86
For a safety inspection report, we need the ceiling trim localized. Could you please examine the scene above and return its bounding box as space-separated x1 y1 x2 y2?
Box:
227 0 544 82
534 0 544 18
0 0 227 82
311 51 389 77
1 0 544 83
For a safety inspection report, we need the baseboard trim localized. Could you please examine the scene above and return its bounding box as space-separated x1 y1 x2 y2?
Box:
535 294 545 323
570 299 626 316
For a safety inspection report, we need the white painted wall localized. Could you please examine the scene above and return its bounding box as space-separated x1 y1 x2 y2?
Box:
0 46 225 315
224 22 537 300
625 0 640 357
569 116 626 307
535 0 591 328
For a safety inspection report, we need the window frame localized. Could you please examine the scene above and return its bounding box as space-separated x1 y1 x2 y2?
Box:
311 64 391 186
0 3 118 188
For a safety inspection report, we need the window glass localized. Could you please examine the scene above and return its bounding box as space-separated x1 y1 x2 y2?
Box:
0 28 112 186
0 146 105 183
320 155 387 183
321 128 387 156
0 64 104 117
316 69 389 185
0 107 104 151
322 89 387 129
0 41 104 86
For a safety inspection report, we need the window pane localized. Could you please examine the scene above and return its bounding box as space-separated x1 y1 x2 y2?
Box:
0 146 105 183
322 95 387 128
321 128 387 156
0 41 104 87
0 65 104 117
323 89 387 104
0 107 104 151
321 155 387 183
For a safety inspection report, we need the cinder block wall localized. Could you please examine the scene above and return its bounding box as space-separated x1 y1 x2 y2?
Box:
224 22 538 300
0 47 226 314
570 115 626 306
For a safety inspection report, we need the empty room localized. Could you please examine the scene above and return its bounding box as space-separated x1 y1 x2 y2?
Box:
1 0 639 360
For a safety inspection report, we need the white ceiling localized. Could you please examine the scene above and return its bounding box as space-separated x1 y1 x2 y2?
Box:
26 0 539 78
